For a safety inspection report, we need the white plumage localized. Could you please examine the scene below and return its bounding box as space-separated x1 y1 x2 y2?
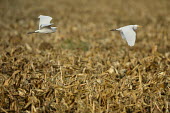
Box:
110 25 142 46
28 15 57 34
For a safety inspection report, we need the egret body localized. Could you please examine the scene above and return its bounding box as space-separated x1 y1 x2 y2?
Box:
28 15 57 34
110 25 142 46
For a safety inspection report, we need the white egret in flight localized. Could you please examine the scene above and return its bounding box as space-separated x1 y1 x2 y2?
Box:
28 15 57 34
110 25 142 46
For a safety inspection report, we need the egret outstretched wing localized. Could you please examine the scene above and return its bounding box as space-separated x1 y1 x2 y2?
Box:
121 28 136 46
38 15 52 29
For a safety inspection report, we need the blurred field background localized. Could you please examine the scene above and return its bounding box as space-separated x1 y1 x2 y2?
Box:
0 0 170 112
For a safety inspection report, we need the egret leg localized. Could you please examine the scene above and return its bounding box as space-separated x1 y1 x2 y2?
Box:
27 31 36 34
110 29 117 31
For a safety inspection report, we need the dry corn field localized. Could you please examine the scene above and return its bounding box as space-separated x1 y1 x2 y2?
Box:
0 0 170 113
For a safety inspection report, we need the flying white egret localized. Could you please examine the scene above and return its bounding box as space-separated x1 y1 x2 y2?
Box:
110 25 142 46
28 15 57 34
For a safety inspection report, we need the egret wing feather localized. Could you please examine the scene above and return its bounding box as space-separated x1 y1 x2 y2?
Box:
120 31 126 39
121 28 136 46
38 15 52 29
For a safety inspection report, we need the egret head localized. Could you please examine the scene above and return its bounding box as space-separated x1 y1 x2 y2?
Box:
133 25 143 30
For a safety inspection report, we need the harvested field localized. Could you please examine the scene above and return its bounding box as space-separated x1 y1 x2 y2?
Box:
0 0 170 112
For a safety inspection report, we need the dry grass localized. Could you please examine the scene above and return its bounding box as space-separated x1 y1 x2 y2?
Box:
0 0 170 112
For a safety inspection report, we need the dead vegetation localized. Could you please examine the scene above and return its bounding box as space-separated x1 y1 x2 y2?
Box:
0 0 170 112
